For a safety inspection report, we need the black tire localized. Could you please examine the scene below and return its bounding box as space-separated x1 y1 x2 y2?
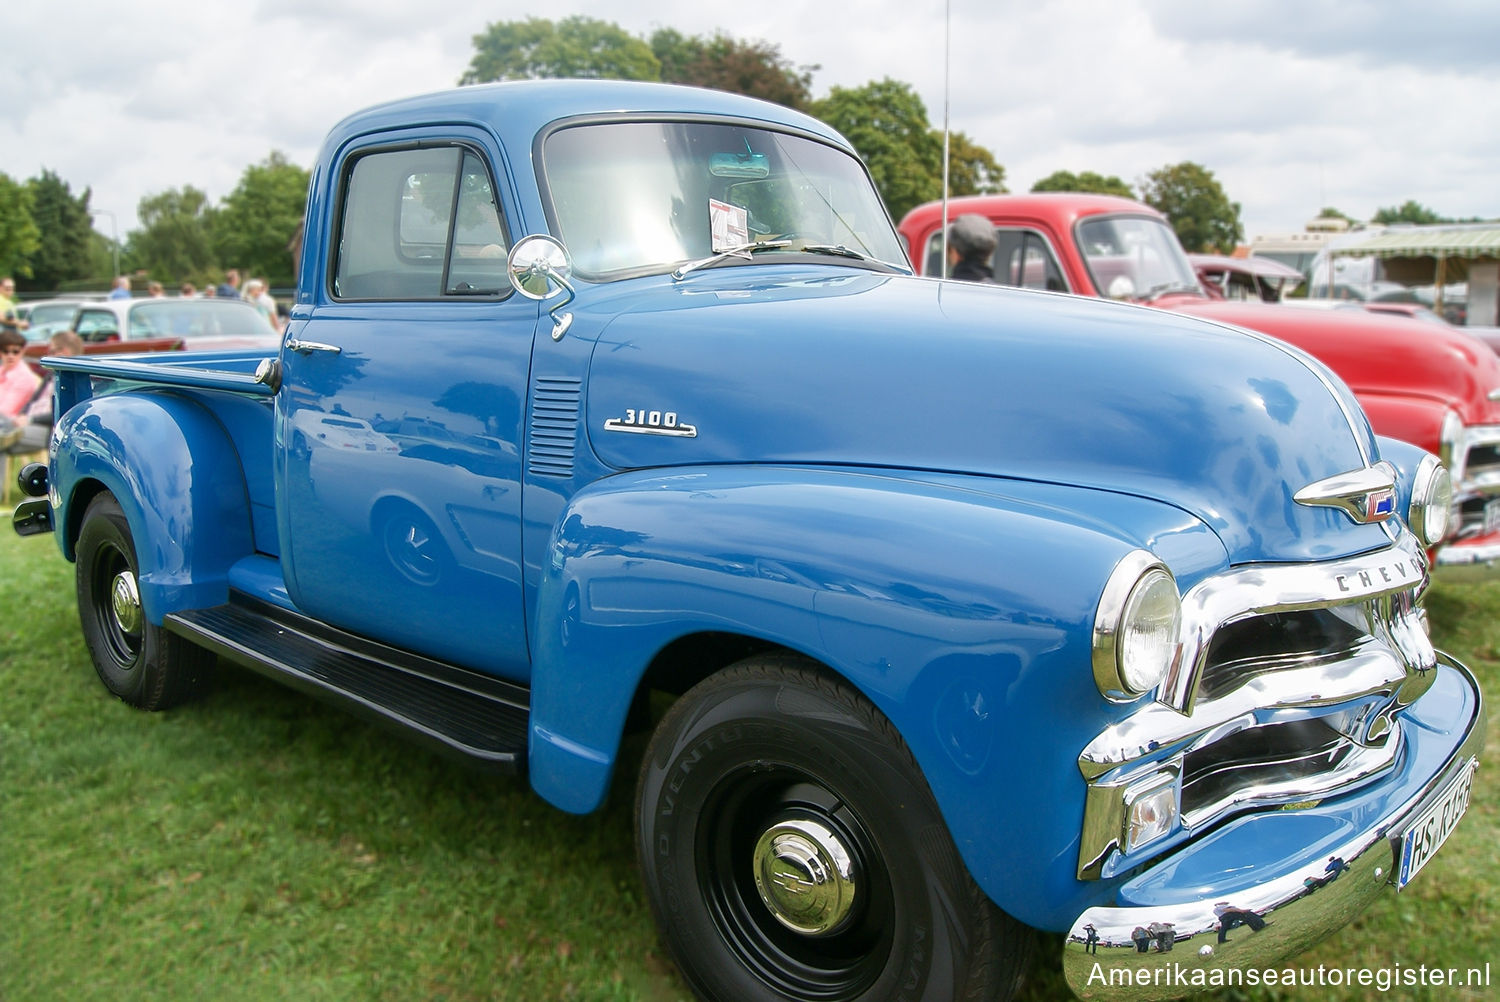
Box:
75 492 212 709
636 654 1033 1002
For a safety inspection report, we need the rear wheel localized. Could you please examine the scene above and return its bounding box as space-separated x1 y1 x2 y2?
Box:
75 492 212 709
636 655 1033 1002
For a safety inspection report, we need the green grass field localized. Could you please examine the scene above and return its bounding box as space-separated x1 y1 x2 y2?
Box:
1 524 1495 1001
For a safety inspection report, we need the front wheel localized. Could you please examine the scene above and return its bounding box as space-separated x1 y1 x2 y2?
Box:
636 655 1032 1002
75 492 212 709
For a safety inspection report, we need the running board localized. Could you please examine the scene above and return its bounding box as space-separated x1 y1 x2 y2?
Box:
166 595 530 772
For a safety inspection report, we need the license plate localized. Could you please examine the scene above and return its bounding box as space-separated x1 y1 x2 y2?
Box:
1398 758 1478 889
1486 498 1500 534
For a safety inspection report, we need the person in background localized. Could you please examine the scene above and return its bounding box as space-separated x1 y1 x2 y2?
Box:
946 213 998 284
179 282 198 297
0 329 41 449
0 276 28 336
107 275 132 299
5 330 82 456
244 278 280 331
216 268 241 300
147 281 165 297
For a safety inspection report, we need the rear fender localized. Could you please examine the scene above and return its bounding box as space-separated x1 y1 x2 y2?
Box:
526 466 1227 926
53 392 253 625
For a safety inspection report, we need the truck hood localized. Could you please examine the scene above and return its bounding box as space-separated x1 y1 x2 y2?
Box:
1173 299 1500 425
580 268 1391 564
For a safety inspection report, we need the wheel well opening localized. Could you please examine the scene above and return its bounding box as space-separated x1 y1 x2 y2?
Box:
64 478 111 552
627 632 787 731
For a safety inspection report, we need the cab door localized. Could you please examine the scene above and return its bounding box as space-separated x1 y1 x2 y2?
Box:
276 133 537 680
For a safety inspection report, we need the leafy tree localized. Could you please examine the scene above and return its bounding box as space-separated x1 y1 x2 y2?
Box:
1031 170 1134 199
24 170 96 290
212 152 309 287
1138 161 1242 253
946 132 1006 197
130 186 218 284
650 29 816 110
1316 206 1355 223
0 172 41 280
461 16 658 84
1371 199 1448 225
811 79 945 221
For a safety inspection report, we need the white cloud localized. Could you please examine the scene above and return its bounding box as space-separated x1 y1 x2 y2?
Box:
2 0 1495 245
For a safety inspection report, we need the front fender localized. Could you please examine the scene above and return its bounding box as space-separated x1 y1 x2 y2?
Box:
527 465 1229 929
54 391 253 625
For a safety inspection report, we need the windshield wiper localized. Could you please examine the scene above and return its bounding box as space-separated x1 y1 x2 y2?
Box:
797 243 867 260
1141 281 1202 302
672 240 792 280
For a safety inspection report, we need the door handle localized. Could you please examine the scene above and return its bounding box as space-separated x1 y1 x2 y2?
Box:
286 339 342 355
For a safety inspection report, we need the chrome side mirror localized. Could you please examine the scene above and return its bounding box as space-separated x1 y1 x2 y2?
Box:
508 235 576 341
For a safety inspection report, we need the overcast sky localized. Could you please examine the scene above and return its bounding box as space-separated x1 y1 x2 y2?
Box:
5 1 1496 246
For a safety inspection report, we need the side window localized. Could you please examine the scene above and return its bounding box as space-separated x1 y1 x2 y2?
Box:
922 225 1065 291
334 145 509 300
75 309 119 342
995 231 1067 291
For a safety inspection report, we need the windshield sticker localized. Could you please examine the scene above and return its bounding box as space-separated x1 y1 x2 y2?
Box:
709 199 749 254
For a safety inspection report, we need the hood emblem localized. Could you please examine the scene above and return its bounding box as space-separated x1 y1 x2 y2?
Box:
1294 465 1396 525
604 408 698 438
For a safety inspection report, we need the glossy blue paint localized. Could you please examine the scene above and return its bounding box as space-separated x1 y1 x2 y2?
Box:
528 464 1232 926
581 269 1388 566
29 80 1472 965
52 392 254 623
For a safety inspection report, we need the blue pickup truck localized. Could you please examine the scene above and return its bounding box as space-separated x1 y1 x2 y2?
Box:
13 81 1482 1002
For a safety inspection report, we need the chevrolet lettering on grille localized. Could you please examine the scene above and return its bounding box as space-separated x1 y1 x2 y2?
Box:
1335 556 1427 593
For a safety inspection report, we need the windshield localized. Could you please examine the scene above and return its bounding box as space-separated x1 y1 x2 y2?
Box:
1076 215 1202 300
542 120 908 278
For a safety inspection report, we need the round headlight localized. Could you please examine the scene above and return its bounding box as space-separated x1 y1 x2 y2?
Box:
1093 552 1182 702
1409 453 1454 547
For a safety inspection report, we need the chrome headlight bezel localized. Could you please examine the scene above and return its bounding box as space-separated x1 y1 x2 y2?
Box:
1092 550 1182 702
1409 453 1454 546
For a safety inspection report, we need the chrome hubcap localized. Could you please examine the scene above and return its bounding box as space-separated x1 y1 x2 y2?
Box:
110 570 142 636
751 818 858 936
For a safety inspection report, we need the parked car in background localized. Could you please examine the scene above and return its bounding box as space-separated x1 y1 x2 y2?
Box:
1189 252 1304 302
899 193 1500 577
18 298 89 341
20 296 184 368
70 297 281 352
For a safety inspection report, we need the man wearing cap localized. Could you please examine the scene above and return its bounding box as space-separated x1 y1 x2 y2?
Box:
946 213 998 284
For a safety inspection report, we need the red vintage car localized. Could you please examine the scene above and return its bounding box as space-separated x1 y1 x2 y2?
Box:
899 193 1500 576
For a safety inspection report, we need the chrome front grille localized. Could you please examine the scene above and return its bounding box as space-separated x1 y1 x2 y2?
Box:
1454 424 1500 502
1077 534 1437 880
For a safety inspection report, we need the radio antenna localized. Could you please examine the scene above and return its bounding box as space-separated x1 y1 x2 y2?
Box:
940 0 952 276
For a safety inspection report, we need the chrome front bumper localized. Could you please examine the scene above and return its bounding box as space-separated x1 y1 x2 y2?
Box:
1062 656 1483 1001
